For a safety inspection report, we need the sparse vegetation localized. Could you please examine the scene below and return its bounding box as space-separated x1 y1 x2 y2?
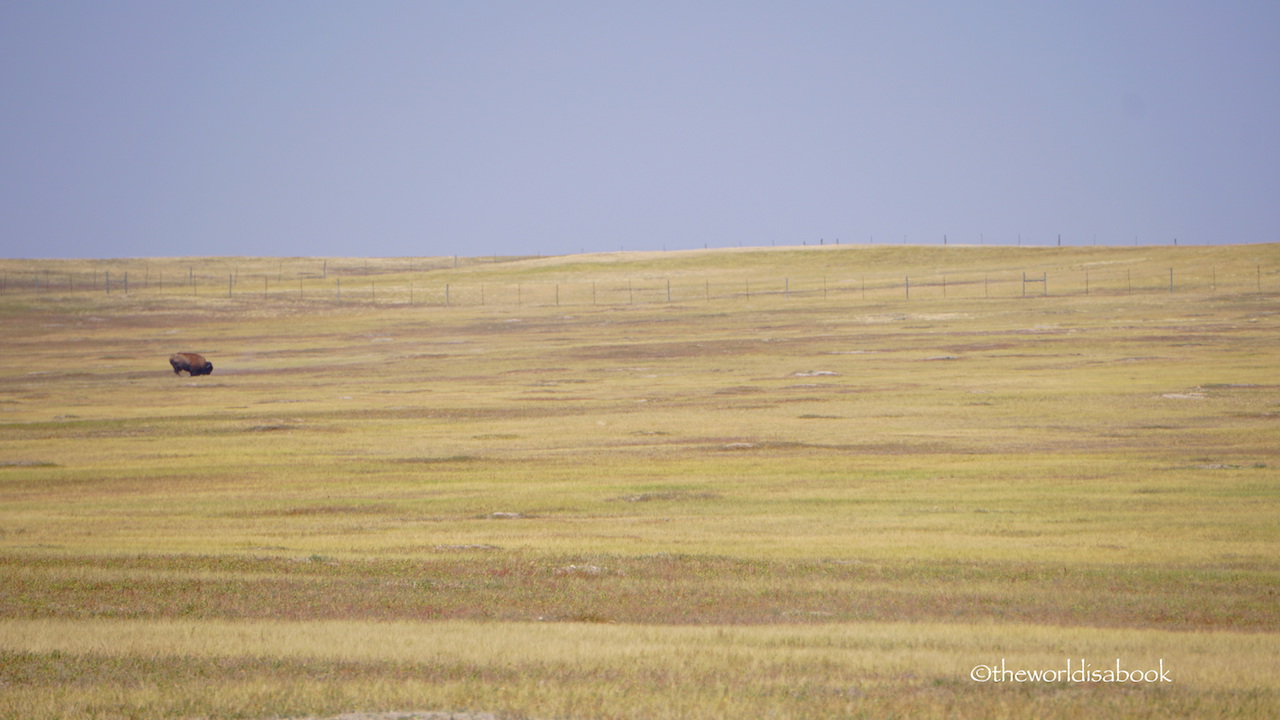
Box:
1 244 1278 719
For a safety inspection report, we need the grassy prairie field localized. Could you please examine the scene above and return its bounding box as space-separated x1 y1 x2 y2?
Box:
1 243 1278 719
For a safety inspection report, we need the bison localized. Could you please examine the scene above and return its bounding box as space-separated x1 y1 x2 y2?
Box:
169 352 213 376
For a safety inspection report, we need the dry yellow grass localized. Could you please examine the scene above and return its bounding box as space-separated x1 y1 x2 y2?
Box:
1 243 1278 718
2 618 1276 719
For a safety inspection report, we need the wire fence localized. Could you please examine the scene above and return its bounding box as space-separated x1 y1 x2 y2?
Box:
0 262 1275 308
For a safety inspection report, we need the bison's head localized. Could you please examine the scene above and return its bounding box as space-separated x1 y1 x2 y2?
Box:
204 362 213 375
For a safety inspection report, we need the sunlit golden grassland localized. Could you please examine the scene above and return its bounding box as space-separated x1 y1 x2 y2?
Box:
1 244 1278 719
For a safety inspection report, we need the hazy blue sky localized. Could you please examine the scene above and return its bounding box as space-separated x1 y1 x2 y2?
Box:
2 2 1278 258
